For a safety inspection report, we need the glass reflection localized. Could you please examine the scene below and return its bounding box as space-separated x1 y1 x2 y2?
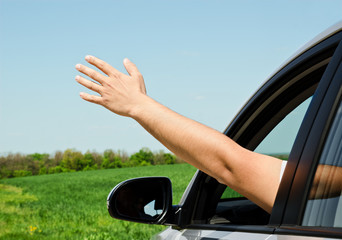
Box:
115 180 164 221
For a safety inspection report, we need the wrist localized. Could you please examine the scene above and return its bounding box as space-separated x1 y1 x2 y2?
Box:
127 94 154 119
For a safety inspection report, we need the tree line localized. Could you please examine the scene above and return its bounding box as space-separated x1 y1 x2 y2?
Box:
0 148 184 179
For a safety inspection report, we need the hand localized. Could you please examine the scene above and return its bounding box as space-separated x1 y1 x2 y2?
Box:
75 55 146 117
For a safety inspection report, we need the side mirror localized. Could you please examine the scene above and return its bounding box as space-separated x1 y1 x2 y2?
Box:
107 177 173 224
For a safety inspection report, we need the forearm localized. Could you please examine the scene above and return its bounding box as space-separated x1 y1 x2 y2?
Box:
309 165 342 199
130 95 237 182
131 95 281 212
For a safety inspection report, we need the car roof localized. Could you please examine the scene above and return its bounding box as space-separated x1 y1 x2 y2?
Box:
267 20 342 82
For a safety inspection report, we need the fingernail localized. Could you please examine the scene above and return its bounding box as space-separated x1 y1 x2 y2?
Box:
85 55 91 62
75 75 80 81
123 58 130 64
75 64 81 70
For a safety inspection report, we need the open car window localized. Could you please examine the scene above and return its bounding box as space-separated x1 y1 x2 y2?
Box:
208 39 340 226
214 96 314 225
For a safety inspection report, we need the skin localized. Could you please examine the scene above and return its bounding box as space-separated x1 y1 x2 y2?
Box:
75 55 283 213
310 165 342 200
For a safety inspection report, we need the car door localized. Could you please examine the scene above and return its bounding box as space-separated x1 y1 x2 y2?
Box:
155 25 342 240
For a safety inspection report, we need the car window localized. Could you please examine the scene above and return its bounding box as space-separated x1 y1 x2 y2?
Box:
220 97 313 201
213 96 315 226
255 97 312 157
302 100 342 228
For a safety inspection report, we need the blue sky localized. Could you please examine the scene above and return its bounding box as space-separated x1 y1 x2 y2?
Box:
0 0 341 155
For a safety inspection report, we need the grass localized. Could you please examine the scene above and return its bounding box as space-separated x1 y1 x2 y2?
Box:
0 163 239 239
0 164 197 240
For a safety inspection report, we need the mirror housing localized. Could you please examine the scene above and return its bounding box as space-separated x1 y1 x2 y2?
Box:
107 177 173 224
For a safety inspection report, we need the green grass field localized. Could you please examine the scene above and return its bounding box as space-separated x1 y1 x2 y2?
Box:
0 164 198 240
0 164 240 239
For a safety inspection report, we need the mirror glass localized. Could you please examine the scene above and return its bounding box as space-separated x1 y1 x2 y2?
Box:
114 178 168 221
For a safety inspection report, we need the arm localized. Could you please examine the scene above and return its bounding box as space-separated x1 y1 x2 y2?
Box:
310 165 342 200
75 56 283 213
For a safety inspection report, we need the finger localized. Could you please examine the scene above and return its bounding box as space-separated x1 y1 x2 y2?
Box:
123 58 141 78
75 64 106 84
75 75 103 94
85 55 121 77
123 58 146 93
79 92 103 104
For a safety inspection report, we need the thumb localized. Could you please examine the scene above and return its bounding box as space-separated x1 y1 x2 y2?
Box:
123 58 139 77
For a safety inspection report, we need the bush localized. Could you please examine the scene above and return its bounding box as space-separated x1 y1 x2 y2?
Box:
0 169 12 179
129 148 154 166
152 151 177 165
48 166 64 174
39 166 47 175
13 170 32 178
0 148 182 179
83 164 98 171
163 153 177 164
102 150 124 169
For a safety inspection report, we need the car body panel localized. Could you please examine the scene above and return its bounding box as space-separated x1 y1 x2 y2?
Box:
155 228 342 240
269 235 340 240
154 227 271 240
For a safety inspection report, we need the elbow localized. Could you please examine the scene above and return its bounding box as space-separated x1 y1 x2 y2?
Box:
211 163 235 187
